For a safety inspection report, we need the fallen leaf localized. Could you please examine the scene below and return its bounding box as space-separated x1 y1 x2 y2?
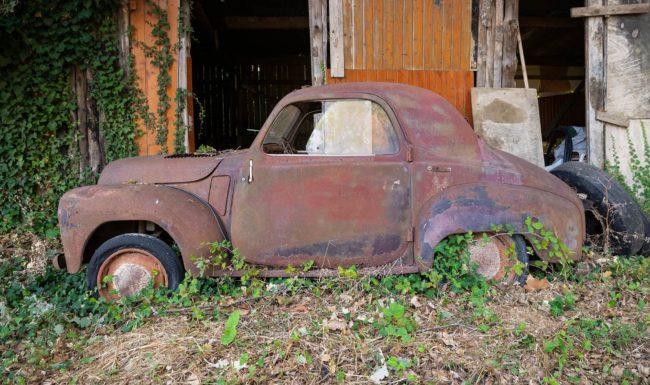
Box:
52 354 67 364
369 364 389 384
321 353 331 362
291 303 308 313
326 319 347 331
524 276 549 292
611 365 624 377
186 373 199 385
410 296 422 308
440 332 458 347
601 271 612 279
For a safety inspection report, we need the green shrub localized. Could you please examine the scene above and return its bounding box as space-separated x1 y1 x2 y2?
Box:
609 121 650 217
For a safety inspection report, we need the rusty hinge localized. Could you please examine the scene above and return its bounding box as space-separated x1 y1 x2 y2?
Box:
406 227 414 243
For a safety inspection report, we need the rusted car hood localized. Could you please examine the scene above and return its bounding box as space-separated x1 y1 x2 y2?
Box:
98 155 222 185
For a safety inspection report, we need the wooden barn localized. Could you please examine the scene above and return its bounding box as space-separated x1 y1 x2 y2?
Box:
125 0 650 173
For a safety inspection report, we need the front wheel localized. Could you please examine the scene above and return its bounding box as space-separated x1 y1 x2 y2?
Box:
467 234 529 285
86 233 184 300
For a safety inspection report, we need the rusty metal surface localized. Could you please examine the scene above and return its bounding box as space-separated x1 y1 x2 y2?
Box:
97 248 168 299
98 155 221 184
59 82 585 277
468 235 514 281
208 176 231 216
58 184 224 275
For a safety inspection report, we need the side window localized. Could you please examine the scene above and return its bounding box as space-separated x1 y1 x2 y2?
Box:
262 100 399 156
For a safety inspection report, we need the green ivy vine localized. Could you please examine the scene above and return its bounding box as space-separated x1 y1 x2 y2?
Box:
0 0 197 234
0 0 139 234
138 0 174 152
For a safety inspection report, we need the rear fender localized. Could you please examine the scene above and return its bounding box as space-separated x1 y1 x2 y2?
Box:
58 184 225 276
415 183 584 269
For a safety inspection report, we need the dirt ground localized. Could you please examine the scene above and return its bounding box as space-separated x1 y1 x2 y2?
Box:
50 275 649 384
1 233 649 385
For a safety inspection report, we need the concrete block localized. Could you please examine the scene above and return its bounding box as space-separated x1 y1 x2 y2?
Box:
471 88 545 167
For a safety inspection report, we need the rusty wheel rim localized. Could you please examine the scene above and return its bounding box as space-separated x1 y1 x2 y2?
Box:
467 234 516 282
97 248 168 300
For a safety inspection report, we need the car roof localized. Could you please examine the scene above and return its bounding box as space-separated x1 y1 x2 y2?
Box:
283 82 478 157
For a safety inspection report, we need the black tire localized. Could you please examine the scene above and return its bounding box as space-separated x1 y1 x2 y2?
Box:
639 214 650 257
512 234 529 286
550 161 645 256
86 233 184 297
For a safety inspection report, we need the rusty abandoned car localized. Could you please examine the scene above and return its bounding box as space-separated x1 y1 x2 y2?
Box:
57 82 605 299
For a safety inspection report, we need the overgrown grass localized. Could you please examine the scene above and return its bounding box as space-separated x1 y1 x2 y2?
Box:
1 233 648 384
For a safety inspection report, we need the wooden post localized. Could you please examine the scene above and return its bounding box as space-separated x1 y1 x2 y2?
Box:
501 0 518 88
476 0 492 87
308 0 327 85
177 0 192 152
71 66 104 177
492 0 504 87
585 0 606 167
516 27 528 89
329 0 344 77
116 0 130 76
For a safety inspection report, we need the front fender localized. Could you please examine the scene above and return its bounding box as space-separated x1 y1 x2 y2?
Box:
58 184 225 276
415 182 584 269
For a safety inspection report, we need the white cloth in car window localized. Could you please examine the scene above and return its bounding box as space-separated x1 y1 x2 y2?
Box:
306 100 373 155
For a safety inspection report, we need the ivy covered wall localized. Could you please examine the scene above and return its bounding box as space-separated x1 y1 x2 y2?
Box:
0 0 144 234
131 0 192 156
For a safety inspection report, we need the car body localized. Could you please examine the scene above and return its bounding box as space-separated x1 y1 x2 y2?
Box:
57 82 585 283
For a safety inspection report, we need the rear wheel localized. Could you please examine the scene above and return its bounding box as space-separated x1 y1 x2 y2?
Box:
550 161 645 256
467 234 529 285
86 233 184 300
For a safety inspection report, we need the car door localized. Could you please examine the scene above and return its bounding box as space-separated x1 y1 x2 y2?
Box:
230 98 413 269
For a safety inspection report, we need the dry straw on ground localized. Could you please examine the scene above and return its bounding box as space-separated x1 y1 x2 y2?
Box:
50 277 649 384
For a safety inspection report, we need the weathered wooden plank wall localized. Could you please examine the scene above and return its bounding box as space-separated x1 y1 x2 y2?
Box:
326 0 475 119
327 69 474 118
604 0 650 184
475 0 519 88
131 0 181 155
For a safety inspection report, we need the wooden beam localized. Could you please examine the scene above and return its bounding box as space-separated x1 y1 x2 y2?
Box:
178 0 192 152
476 0 491 86
596 110 630 128
329 0 344 77
571 3 650 18
222 17 309 30
308 0 326 86
585 0 606 167
501 0 518 88
493 0 504 87
517 26 528 89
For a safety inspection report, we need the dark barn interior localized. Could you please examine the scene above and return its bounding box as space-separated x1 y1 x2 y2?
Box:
191 0 312 151
519 0 586 162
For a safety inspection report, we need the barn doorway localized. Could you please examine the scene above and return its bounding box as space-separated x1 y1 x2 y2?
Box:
191 0 312 151
518 0 586 167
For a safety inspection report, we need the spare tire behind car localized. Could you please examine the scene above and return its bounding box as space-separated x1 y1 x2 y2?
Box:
639 214 650 256
550 161 646 256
